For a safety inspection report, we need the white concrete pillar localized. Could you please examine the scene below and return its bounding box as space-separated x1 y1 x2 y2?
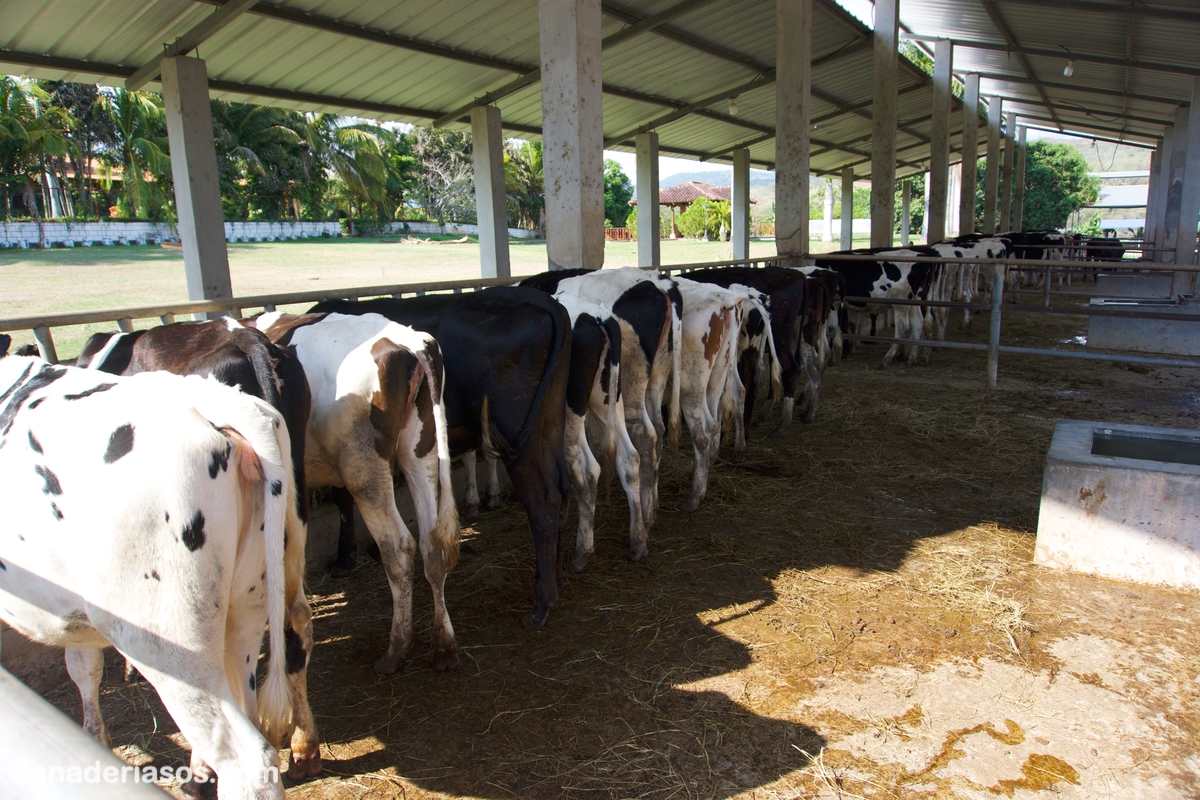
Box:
927 39 952 244
922 170 931 242
947 160 962 237
959 74 981 236
731 147 751 261
983 96 1003 235
999 112 1016 234
471 106 511 279
822 177 834 243
160 56 231 306
1162 105 1191 271
870 0 899 248
538 0 604 271
1153 127 1175 260
840 166 854 249
775 0 811 263
635 132 660 267
1144 146 1162 249
900 178 911 245
1172 79 1200 290
1012 125 1028 233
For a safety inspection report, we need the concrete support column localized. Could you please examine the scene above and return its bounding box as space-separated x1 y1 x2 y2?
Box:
731 148 751 261
1012 125 1028 233
635 132 660 267
822 177 834 242
471 106 511 279
959 74 980 235
922 170 931 242
870 0 899 248
947 161 962 236
160 56 231 306
1153 128 1176 260
927 39 952 244
999 112 1016 234
1171 79 1200 291
900 178 911 245
1162 105 1191 273
1144 147 1162 250
840 166 854 249
983 96 1003 235
538 0 604 271
775 0 812 263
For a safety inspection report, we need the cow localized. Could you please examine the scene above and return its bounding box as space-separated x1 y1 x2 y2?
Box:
548 267 682 541
75 317 320 780
680 267 812 431
252 311 460 675
933 235 1012 328
797 267 846 367
309 288 571 630
717 283 780 458
0 358 301 798
814 250 936 366
517 274 646 570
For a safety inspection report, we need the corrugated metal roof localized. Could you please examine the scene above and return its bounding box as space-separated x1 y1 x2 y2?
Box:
0 0 1179 177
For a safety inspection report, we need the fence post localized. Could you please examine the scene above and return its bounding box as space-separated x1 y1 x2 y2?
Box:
160 313 175 325
32 325 58 364
117 317 134 333
987 262 1004 389
1043 266 1051 307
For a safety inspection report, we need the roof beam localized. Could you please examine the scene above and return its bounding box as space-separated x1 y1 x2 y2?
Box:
994 96 1173 128
197 0 531 74
1021 123 1158 149
972 71 1186 107
433 0 720 127
1014 113 1161 141
126 0 260 90
979 0 1065 131
601 2 771 77
986 0 1200 25
911 35 1200 79
603 75 773 147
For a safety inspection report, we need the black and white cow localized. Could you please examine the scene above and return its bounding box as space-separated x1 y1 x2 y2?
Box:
254 311 460 675
814 250 936 366
75 317 320 780
548 268 682 544
718 283 780 457
933 235 1012 328
310 288 572 629
0 358 301 798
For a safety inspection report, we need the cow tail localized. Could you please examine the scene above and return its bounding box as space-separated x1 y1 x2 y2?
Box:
193 381 292 744
667 295 682 454
754 298 783 401
237 331 284 411
508 295 570 457
420 343 460 573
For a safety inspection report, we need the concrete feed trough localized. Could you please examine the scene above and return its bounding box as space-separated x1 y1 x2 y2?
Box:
1036 419 1200 591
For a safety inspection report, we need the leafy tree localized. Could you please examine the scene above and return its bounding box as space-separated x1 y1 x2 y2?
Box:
98 89 170 220
676 198 729 239
212 101 302 220
893 177 926 236
42 81 116 219
602 159 633 227
0 77 77 243
830 186 870 220
975 141 1099 231
505 140 544 232
410 127 474 226
302 113 390 232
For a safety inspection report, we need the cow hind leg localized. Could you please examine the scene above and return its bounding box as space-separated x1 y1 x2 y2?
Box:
330 485 358 577
564 412 599 572
462 449 480 519
608 399 647 561
64 647 109 747
483 453 503 511
680 407 715 513
508 448 567 629
798 341 821 423
284 592 321 779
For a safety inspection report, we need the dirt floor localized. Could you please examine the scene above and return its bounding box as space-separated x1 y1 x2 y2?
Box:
4 285 1200 798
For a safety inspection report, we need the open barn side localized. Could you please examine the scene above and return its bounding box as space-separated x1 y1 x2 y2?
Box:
4 305 1199 798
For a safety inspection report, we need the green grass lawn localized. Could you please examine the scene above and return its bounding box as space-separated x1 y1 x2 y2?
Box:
0 234 871 359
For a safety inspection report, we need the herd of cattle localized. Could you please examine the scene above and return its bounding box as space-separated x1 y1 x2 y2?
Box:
0 227 1121 798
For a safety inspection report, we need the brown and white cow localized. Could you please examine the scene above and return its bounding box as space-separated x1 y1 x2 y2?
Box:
255 311 460 674
0 358 300 798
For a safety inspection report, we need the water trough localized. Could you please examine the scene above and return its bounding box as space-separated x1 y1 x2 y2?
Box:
1035 420 1200 591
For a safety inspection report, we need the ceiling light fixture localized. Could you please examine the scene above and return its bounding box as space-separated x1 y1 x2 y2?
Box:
728 97 739 116
1060 45 1075 78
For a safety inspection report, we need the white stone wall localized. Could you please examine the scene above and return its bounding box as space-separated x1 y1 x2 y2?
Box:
388 221 543 240
0 220 342 248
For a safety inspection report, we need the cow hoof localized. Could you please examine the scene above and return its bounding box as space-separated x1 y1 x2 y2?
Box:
329 557 355 579
372 652 406 675
627 544 649 562
464 502 479 520
484 496 504 511
768 424 788 439
286 751 323 782
732 448 747 464
679 497 700 512
433 647 460 672
569 551 592 573
523 606 550 630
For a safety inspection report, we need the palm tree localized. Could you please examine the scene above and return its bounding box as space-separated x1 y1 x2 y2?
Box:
212 101 302 218
301 113 387 232
0 77 76 245
97 89 170 220
505 140 544 234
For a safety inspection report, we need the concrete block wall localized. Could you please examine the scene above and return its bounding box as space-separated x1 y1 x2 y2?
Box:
222 221 340 242
0 220 343 248
387 221 543 240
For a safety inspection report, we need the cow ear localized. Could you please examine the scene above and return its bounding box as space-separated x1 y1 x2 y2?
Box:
0 333 9 358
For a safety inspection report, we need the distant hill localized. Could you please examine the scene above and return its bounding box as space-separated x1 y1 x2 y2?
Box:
1037 136 1150 174
660 169 775 189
